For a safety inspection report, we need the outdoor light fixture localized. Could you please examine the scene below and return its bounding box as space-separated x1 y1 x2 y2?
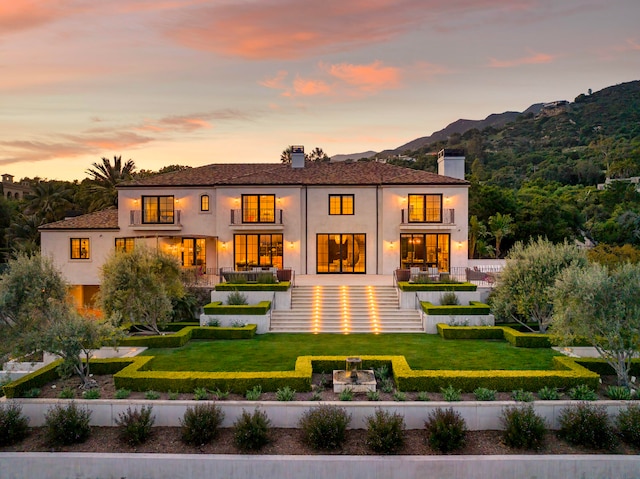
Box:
289 241 294 249
389 241 394 249
221 242 227 250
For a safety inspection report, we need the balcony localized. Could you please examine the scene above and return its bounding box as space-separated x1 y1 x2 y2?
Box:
400 208 455 230
230 208 284 230
129 210 182 231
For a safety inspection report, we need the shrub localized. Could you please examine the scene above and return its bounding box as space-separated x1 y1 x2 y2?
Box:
58 387 75 399
212 388 230 400
115 406 155 446
317 373 329 390
367 390 380 401
168 390 179 400
0 402 29 446
439 291 460 306
501 404 546 450
393 391 407 402
366 409 406 454
616 404 640 447
227 290 248 305
537 386 560 400
606 385 632 400
145 390 161 400
193 387 209 400
441 385 461 402
207 318 220 327
23 387 41 398
339 388 354 401
180 403 225 446
299 405 351 451
82 388 101 400
417 391 430 401
473 387 496 401
115 388 131 399
374 365 390 380
233 409 271 451
511 389 534 402
380 378 394 393
246 385 262 400
275 386 296 401
44 402 91 446
256 273 277 284
424 408 467 453
568 384 598 401
310 390 322 401
558 403 617 449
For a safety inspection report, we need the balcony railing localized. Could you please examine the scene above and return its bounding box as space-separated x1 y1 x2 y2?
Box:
129 210 182 227
401 208 455 224
230 209 283 225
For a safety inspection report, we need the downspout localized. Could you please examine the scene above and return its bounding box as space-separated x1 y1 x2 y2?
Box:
304 185 308 274
376 185 380 274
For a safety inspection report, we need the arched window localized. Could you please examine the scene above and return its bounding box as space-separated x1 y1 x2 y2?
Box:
200 194 209 211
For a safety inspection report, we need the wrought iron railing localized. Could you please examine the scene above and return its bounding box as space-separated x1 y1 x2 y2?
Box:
230 209 283 225
401 208 455 224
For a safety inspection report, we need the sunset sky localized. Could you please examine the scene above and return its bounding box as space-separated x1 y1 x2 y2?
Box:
1 0 639 181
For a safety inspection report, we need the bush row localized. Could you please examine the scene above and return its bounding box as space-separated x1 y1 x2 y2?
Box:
397 282 477 292
202 301 271 315
421 301 491 316
436 324 551 348
214 282 291 291
118 325 257 348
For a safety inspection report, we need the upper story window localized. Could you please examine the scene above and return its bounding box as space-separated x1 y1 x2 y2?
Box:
242 194 275 223
142 195 174 224
115 237 135 253
70 238 90 259
200 194 209 212
408 194 442 223
329 194 354 215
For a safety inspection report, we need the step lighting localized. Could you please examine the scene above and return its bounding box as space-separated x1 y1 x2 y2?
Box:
312 285 323 334
367 286 380 334
340 285 350 334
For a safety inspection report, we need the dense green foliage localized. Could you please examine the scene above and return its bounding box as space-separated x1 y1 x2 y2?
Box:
500 404 546 450
299 405 351 451
424 407 467 452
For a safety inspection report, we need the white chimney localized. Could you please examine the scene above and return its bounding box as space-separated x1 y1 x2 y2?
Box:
437 149 465 180
291 145 305 168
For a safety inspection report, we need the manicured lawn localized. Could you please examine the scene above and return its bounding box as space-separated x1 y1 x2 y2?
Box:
140 333 560 372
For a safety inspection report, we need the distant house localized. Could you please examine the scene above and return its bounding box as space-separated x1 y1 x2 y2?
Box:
40 148 470 307
2 174 32 200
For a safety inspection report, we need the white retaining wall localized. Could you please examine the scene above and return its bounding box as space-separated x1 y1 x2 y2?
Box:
422 314 495 334
209 290 291 310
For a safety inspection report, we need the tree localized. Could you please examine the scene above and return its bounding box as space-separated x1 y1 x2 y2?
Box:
488 212 514 258
552 262 640 387
98 246 184 334
587 243 640 269
85 155 136 211
7 213 44 256
307 147 330 162
280 146 295 164
24 181 73 224
468 215 488 259
489 238 587 333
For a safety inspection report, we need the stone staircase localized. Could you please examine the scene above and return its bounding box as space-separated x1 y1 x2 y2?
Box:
270 285 423 333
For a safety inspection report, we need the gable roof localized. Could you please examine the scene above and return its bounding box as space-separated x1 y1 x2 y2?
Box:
119 162 468 188
39 208 119 231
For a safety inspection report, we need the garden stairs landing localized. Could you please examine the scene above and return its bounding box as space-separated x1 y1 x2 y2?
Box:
270 285 423 333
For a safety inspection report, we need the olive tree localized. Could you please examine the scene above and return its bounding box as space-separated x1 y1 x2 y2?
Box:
98 245 184 334
552 262 640 387
490 238 587 333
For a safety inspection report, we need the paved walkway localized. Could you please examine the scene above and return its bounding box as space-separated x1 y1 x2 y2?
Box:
294 274 395 286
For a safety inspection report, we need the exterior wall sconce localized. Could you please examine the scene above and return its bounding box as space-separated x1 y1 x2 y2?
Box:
444 196 451 203
221 241 227 250
289 241 294 249
389 241 395 249
457 241 463 248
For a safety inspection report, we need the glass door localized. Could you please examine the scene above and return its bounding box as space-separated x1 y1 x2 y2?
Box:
316 234 365 273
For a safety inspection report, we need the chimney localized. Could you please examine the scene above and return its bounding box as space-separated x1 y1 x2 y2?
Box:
437 149 465 180
291 145 305 168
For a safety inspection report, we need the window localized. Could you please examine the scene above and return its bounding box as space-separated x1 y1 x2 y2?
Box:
408 194 442 222
115 237 135 253
200 194 209 212
234 234 282 270
329 195 354 215
400 233 449 272
142 195 174 224
70 238 90 259
242 194 275 223
182 238 206 267
316 234 365 273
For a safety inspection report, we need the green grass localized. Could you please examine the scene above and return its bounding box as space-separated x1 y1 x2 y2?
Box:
140 334 559 372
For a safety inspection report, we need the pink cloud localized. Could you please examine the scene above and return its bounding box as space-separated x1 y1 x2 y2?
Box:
260 71 289 90
488 51 557 68
325 61 401 93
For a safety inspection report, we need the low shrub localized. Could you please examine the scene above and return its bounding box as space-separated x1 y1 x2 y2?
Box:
473 387 496 401
424 407 467 453
339 388 354 401
606 385 632 400
212 388 230 400
310 390 322 401
367 390 380 401
441 385 461 401
568 384 598 401
511 389 534 402
168 390 179 400
417 391 430 401
24 387 41 398
82 388 101 400
233 408 271 451
115 388 131 399
393 391 407 402
616 404 640 447
58 387 75 399
0 402 29 446
44 402 91 446
380 378 394 394
227 290 248 305
558 402 617 450
180 403 225 446
299 405 351 451
115 406 155 446
145 390 161 400
275 386 296 401
537 386 560 400
374 365 390 380
439 291 460 306
193 387 209 400
245 385 262 400
365 409 406 454
501 404 546 450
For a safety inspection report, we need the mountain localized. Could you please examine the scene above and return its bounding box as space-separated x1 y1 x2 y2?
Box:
330 151 377 162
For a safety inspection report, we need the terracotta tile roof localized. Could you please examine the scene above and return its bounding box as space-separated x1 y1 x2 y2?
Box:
119 162 468 188
39 208 119 230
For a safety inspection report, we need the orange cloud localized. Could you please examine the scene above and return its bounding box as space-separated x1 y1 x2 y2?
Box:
285 77 332 97
260 71 289 90
0 1 89 36
488 51 557 68
325 61 401 93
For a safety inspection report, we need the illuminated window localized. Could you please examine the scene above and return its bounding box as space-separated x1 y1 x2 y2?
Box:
142 196 174 224
234 234 282 270
408 194 442 222
328 195 354 215
200 195 209 212
70 238 90 259
182 238 206 267
115 237 135 253
242 194 275 223
400 233 449 271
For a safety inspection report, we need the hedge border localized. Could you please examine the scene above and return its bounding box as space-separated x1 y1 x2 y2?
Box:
397 282 477 292
214 282 291 292
437 324 551 348
421 301 491 315
117 325 257 348
202 301 271 315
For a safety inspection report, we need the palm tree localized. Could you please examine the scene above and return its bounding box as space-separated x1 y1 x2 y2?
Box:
7 213 45 256
307 147 330 162
468 215 488 259
85 155 135 211
24 181 73 224
488 212 514 258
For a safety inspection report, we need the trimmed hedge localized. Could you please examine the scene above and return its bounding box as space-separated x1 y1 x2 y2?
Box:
437 325 551 348
397 282 477 292
203 301 271 315
574 357 640 376
214 282 291 292
2 360 63 399
421 301 491 315
161 322 200 332
117 325 256 348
